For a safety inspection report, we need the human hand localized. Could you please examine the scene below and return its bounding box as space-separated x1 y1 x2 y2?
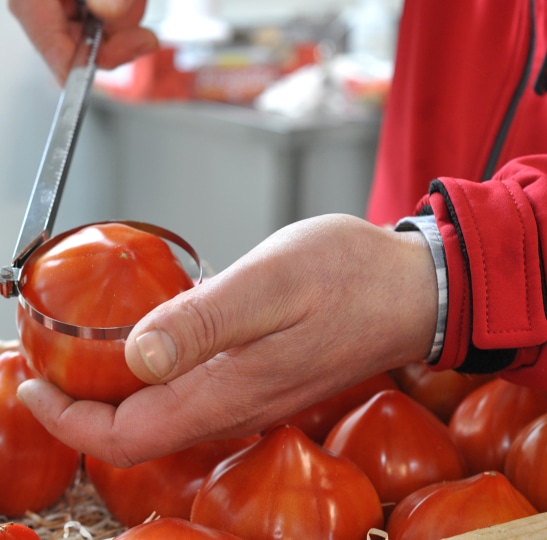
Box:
17 214 438 466
9 0 158 84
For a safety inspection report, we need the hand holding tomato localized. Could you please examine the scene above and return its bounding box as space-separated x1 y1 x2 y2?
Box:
18 215 438 465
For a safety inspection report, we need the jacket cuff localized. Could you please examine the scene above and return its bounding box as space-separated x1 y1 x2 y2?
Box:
423 173 547 374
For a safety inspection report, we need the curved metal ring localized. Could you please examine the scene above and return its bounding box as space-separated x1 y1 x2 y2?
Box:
17 221 202 341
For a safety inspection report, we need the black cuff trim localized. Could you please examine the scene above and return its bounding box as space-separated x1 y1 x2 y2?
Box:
417 203 434 217
456 345 518 374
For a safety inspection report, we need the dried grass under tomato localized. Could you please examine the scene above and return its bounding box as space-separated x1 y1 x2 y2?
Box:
17 467 125 540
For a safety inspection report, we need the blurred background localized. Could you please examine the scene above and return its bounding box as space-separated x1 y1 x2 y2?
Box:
0 0 402 335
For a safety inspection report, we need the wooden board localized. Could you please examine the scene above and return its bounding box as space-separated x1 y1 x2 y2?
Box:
443 513 547 539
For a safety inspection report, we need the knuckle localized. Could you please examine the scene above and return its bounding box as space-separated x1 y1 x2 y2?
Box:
182 296 226 362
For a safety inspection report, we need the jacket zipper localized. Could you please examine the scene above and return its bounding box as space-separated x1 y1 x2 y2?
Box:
481 0 536 181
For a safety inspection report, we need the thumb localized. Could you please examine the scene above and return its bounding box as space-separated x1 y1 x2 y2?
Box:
125 251 300 385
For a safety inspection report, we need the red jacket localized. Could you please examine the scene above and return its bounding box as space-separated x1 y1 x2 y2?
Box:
366 0 547 388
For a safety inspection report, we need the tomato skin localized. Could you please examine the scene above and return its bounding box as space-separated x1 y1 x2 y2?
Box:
17 223 194 405
0 523 40 540
323 389 467 512
191 425 384 539
113 517 243 539
0 351 80 517
85 435 260 527
448 378 547 475
386 471 537 540
390 361 493 423
505 412 547 512
265 372 398 443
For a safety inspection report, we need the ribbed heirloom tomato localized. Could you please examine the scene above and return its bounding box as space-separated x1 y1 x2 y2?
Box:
0 350 80 517
449 378 547 474
16 223 195 405
113 518 243 539
386 471 538 540
191 425 384 538
85 435 260 527
0 524 40 540
390 361 493 423
323 389 468 515
505 412 547 512
265 372 398 443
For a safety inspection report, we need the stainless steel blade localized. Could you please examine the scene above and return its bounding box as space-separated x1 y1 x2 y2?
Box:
11 13 103 269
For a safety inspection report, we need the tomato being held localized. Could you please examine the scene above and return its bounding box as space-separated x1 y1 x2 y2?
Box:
323 389 468 514
386 471 537 540
17 223 195 405
86 435 260 527
191 425 384 539
113 517 243 539
0 350 80 517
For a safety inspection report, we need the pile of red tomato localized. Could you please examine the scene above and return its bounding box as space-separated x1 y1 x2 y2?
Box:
3 223 547 538
2 348 547 539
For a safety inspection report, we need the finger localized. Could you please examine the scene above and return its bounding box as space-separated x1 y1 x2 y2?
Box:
9 0 78 83
17 343 342 466
87 0 146 23
97 26 158 70
125 237 307 385
17 360 265 465
17 379 123 463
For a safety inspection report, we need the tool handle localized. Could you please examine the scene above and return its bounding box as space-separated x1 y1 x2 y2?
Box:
11 13 102 271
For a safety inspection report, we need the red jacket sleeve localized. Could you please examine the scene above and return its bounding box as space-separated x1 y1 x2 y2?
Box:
419 155 547 389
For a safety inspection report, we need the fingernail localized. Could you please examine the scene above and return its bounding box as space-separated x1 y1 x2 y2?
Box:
136 330 177 379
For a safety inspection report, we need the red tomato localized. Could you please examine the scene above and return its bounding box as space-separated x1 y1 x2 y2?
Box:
505 412 547 512
85 435 260 527
266 372 398 443
386 471 537 540
448 378 547 475
191 425 384 539
113 517 242 539
323 389 467 514
0 350 80 517
17 223 194 405
390 361 493 423
0 523 40 540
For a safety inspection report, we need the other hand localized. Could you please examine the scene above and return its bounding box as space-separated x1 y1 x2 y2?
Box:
9 0 158 84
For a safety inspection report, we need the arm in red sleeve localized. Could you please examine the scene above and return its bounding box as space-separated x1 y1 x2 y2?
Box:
419 154 547 389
